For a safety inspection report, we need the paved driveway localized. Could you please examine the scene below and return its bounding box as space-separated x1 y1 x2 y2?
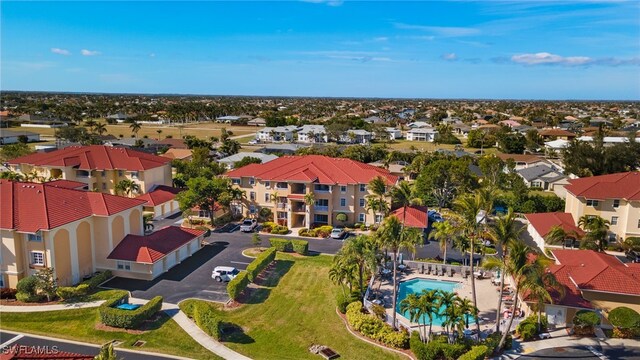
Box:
103 227 344 304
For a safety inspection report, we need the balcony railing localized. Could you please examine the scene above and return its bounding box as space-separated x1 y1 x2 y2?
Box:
314 205 329 212
276 203 288 210
292 205 307 212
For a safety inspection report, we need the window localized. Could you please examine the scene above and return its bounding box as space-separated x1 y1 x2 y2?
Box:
375 215 383 223
131 171 139 179
314 214 329 223
359 184 366 192
315 199 329 206
249 205 256 214
276 182 288 189
340 198 346 207
101 171 106 177
265 181 270 188
277 212 287 219
358 213 366 222
265 193 270 202
611 216 618 226
0 276 4 288
340 186 347 193
118 170 124 177
314 184 330 192
250 191 256 201
359 199 365 207
613 200 620 208
116 261 131 271
199 210 211 218
30 251 45 266
231 178 240 185
586 199 599 207
249 177 255 186
102 183 107 190
27 233 42 242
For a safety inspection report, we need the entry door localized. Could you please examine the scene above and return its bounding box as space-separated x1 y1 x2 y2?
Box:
546 305 566 327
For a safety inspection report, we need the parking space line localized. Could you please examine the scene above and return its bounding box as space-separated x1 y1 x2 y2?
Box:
230 261 250 265
201 290 228 295
0 334 23 348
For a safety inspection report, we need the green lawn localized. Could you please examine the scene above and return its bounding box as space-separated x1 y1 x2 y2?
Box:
1 297 221 360
181 254 404 360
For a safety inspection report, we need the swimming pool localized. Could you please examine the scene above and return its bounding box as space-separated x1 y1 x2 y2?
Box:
396 278 462 326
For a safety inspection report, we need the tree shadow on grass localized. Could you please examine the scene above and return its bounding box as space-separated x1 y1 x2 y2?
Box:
253 260 294 288
139 311 172 331
221 322 255 344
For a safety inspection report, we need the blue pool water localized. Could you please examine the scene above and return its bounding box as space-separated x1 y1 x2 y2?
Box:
116 303 141 311
396 278 462 326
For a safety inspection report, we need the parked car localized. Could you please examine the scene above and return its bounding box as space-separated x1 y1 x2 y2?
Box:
428 210 444 223
240 219 258 232
248 139 259 145
625 250 640 263
330 227 346 239
212 266 239 282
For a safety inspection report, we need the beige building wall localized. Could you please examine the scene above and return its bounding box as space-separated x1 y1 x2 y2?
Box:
582 291 640 314
565 192 640 240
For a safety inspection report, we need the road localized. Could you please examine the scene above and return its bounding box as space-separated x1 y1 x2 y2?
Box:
520 345 640 359
0 331 184 360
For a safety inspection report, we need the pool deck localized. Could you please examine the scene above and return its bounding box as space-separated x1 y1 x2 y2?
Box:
370 266 501 333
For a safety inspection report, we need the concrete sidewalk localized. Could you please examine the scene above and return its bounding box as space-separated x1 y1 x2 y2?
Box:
0 300 104 312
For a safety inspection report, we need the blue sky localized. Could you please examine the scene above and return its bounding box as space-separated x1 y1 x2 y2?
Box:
2 1 639 100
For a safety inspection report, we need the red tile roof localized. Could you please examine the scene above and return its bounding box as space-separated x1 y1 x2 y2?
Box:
524 212 584 239
539 129 577 137
390 206 429 229
552 249 640 296
0 345 94 360
157 138 187 149
135 185 182 206
0 180 145 233
7 145 171 171
564 171 640 201
44 179 88 190
107 226 205 263
225 155 398 185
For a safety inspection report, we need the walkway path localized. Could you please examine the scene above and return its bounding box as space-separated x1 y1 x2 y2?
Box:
0 300 104 312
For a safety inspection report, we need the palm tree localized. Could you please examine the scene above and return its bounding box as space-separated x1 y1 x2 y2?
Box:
0 171 25 182
229 187 246 217
329 257 356 294
399 293 422 336
115 179 140 197
94 123 107 136
429 221 456 264
458 297 479 333
129 120 142 138
375 215 423 329
578 215 610 251
156 129 163 140
545 225 580 249
437 290 458 340
522 265 565 333
303 191 315 228
269 191 280 222
84 119 97 132
340 235 378 294
487 208 522 332
418 289 439 343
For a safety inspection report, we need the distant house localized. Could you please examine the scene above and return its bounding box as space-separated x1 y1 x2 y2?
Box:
495 153 549 170
256 126 296 142
247 117 267 126
498 120 521 128
386 127 402 140
539 129 577 141
260 143 309 155
364 116 386 124
408 121 431 128
452 123 471 137
340 129 373 144
297 125 328 143
389 205 429 232
545 139 571 151
216 115 243 123
218 152 278 169
157 138 188 149
107 113 130 123
0 129 40 144
517 164 568 196
162 148 193 161
406 127 438 142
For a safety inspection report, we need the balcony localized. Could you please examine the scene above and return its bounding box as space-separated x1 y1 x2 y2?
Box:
291 204 307 212
276 203 288 210
314 205 329 212
290 183 307 195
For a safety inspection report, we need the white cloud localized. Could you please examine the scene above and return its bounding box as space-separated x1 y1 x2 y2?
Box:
373 37 389 42
442 53 458 61
149 53 156 58
394 23 480 37
51 48 71 56
81 49 100 56
300 0 343 6
511 52 592 66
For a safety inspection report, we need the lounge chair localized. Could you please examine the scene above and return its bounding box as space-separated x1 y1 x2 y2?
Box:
448 267 453 277
420 264 425 274
438 266 444 276
426 264 431 274
462 269 468 279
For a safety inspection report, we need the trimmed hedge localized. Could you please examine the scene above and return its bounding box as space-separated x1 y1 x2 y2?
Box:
193 302 222 340
82 270 112 289
346 301 409 349
99 295 163 329
0 288 17 299
246 247 276 282
227 271 250 301
458 345 489 360
516 315 547 341
608 307 640 329
291 240 309 255
16 293 44 303
410 332 468 360
16 276 38 295
56 284 90 300
573 310 600 336
269 238 293 252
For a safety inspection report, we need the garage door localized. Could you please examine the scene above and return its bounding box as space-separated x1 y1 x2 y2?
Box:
178 245 189 261
152 261 164 278
164 252 178 271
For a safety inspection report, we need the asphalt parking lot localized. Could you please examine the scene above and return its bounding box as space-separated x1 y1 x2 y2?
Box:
0 331 176 360
520 345 640 359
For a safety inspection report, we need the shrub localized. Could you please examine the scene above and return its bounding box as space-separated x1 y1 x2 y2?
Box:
82 270 112 289
370 304 386 321
16 292 44 303
336 213 347 222
246 247 276 282
291 239 309 255
336 292 350 314
227 271 250 301
56 284 90 300
345 301 409 349
0 288 17 299
517 322 537 341
608 307 640 329
271 225 289 235
298 228 311 237
269 238 293 252
193 302 222 340
459 345 489 360
573 310 600 336
99 295 163 329
410 334 468 360
261 221 277 233
314 225 333 238
16 276 38 296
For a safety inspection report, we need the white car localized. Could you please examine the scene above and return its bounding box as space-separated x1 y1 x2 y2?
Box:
330 227 346 239
248 139 259 145
212 266 239 282
240 219 258 232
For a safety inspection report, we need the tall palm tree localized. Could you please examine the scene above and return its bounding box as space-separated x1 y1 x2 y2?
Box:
329 258 356 295
156 129 163 140
129 121 142 138
399 293 422 336
368 175 388 208
429 221 456 264
545 225 581 249
94 122 107 136
340 235 378 294
578 215 610 251
115 179 140 197
84 119 97 132
0 171 25 182
419 289 439 343
375 215 423 329
522 265 565 333
437 290 458 340
487 208 522 332
303 191 315 228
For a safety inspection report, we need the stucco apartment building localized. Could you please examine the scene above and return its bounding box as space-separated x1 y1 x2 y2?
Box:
6 145 172 196
564 171 640 241
225 155 398 228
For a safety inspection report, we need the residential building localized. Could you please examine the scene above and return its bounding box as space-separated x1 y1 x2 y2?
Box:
524 212 584 250
517 164 568 196
157 138 188 149
135 185 183 219
407 121 431 128
406 127 438 142
161 148 193 161
523 249 640 328
247 117 267 126
340 129 373 144
225 155 398 228
6 145 172 195
495 153 549 171
539 128 577 141
260 143 309 155
0 179 145 287
564 171 640 241
389 205 429 232
0 129 40 144
218 152 278 169
297 125 328 143
256 126 296 142
385 128 402 140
